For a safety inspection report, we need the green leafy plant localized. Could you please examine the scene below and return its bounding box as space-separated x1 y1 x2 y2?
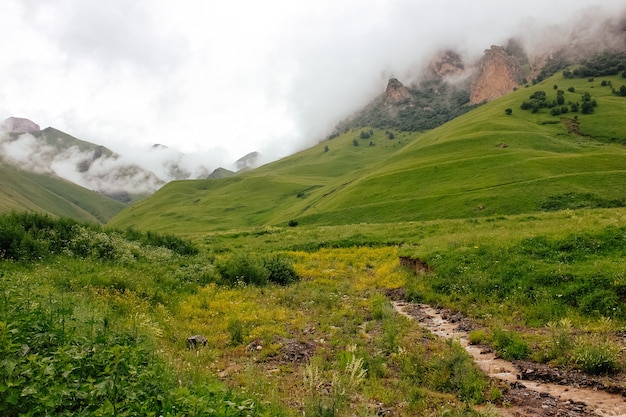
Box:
572 334 621 375
491 328 531 361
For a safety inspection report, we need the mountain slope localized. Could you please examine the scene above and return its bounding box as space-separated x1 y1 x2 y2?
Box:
108 72 626 234
0 162 126 223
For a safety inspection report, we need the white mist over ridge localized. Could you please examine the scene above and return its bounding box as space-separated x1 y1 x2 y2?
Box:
0 121 242 198
1 0 624 170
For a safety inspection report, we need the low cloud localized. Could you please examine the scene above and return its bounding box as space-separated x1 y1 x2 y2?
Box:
1 0 625 170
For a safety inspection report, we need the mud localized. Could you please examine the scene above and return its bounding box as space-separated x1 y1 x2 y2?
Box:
393 301 626 417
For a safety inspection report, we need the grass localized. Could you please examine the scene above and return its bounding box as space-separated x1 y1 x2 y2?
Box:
108 72 626 235
6 71 626 415
1 213 510 416
0 164 125 223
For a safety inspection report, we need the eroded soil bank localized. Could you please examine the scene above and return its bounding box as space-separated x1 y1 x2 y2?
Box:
392 301 626 417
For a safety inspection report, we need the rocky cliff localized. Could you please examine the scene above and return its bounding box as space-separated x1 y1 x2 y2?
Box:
384 78 415 106
470 46 522 104
427 50 465 79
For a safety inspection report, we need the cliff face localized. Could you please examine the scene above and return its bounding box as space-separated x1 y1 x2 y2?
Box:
384 78 415 106
470 46 522 104
427 50 465 79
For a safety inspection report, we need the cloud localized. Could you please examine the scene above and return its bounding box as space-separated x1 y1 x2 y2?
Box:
0 131 164 194
1 0 625 172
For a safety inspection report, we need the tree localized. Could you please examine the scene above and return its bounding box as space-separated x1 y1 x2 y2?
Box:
360 130 370 139
581 100 594 114
619 85 626 97
505 108 513 115
324 145 329 153
353 138 359 146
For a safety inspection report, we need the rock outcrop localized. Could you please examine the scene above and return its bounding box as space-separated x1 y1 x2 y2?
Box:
384 78 415 106
427 50 465 79
470 46 522 104
3 117 41 134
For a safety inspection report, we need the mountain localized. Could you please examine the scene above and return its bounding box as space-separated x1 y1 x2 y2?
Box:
108 68 626 234
335 11 626 134
0 161 126 223
470 45 523 104
1 121 164 202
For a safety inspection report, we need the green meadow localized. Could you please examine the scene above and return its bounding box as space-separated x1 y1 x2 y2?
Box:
110 73 626 234
4 71 626 416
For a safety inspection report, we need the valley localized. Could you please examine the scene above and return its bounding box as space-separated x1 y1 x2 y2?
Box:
3 13 626 416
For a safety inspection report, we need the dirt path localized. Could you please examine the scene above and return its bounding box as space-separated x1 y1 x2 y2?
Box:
393 301 626 417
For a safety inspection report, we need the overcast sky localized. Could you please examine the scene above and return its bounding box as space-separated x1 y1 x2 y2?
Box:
1 0 624 170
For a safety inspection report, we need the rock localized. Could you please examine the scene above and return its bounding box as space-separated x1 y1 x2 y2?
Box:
384 78 415 106
470 45 522 104
427 49 465 79
3 117 40 134
186 334 208 349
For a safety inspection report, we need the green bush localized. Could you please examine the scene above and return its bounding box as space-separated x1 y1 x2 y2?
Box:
264 254 299 285
0 212 198 262
216 252 269 286
371 294 394 320
572 335 621 375
468 329 488 345
227 318 245 346
427 340 488 404
492 328 531 361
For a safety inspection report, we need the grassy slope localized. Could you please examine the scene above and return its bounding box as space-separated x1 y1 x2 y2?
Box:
0 163 126 223
108 72 626 234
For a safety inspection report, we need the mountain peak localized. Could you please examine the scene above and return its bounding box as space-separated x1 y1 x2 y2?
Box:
470 45 522 104
3 117 41 134
427 50 465 79
384 78 415 106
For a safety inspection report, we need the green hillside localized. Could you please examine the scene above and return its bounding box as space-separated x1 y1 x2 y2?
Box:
0 162 126 223
108 72 626 234
32 127 116 157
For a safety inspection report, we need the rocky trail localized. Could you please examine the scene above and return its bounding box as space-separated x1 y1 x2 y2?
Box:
392 301 626 417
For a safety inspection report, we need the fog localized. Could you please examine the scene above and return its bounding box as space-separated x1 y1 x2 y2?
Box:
1 0 625 179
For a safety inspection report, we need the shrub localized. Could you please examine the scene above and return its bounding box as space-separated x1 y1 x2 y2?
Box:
428 340 488 404
545 319 573 365
227 318 245 346
216 252 269 286
468 329 488 345
572 335 621 375
264 254 299 285
492 328 530 360
371 294 393 320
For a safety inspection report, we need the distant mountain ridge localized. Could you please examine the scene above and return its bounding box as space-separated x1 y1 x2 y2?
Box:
1 120 162 203
336 11 626 134
0 117 264 221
